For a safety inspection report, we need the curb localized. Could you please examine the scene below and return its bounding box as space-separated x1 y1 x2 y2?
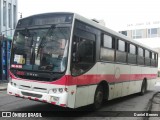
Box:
0 83 8 91
0 88 7 91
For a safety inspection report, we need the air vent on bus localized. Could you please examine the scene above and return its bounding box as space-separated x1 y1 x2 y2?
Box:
19 85 31 90
33 87 47 93
21 91 42 98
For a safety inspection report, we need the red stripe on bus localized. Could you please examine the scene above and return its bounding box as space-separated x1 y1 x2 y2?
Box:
10 71 157 86
65 74 157 86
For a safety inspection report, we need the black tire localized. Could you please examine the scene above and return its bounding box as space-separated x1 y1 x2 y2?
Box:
92 85 104 110
140 80 147 95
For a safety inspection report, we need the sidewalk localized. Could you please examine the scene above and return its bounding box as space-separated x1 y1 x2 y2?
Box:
0 80 8 91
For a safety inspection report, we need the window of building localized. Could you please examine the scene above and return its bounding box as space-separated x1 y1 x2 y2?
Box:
8 3 12 28
3 1 6 26
148 28 158 38
132 29 143 39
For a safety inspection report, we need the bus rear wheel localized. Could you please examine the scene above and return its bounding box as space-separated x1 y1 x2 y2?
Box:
140 80 147 95
93 85 104 110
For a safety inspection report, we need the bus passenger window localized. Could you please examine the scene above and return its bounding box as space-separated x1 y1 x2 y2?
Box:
145 50 150 66
100 34 115 62
103 34 112 48
151 52 157 67
128 44 137 64
138 47 144 65
118 40 125 52
116 39 127 63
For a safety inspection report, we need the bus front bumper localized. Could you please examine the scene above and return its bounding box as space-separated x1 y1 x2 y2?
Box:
7 83 68 107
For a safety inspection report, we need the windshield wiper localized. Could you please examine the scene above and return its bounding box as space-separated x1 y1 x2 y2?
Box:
37 24 57 49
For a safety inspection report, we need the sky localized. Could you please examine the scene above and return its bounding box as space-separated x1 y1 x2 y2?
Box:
18 0 160 48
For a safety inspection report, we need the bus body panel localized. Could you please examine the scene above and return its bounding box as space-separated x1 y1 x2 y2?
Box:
7 82 68 107
121 82 130 97
74 85 97 108
66 85 76 108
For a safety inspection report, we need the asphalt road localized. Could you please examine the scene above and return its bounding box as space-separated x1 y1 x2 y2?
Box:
0 89 159 120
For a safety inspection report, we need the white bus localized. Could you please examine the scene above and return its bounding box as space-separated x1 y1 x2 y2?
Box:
7 12 158 109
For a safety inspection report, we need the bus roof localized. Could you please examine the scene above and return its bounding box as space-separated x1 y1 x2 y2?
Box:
74 13 157 53
19 12 74 20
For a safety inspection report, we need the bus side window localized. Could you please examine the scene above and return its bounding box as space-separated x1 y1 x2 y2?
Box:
145 50 150 66
100 34 115 62
156 53 158 67
138 47 144 65
128 44 137 64
116 39 127 63
151 52 156 67
71 30 96 76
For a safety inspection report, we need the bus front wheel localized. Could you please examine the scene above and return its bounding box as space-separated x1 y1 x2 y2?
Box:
93 85 104 110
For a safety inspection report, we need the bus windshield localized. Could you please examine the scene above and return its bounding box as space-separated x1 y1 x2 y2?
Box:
11 26 70 73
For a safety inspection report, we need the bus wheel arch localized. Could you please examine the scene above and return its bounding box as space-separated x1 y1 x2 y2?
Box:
99 81 109 101
140 78 147 95
92 80 109 109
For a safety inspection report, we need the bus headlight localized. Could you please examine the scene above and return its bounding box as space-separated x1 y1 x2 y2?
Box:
49 88 64 94
52 89 57 93
58 88 63 93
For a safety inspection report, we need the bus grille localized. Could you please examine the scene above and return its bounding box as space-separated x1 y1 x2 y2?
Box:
21 91 42 98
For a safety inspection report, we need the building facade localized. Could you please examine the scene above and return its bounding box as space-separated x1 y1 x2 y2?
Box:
0 0 17 38
119 21 160 70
